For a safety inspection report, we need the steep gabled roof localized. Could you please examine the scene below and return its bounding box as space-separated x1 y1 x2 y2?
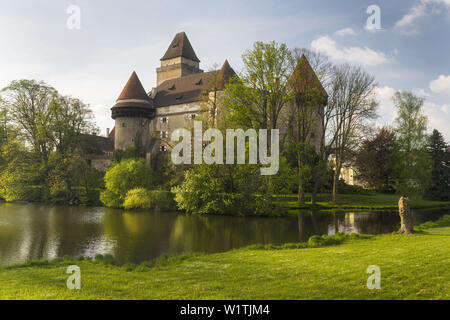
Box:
117 71 151 102
291 54 328 98
216 59 236 89
160 32 200 63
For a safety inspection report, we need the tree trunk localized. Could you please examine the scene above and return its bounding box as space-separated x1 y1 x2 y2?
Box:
332 165 339 204
298 180 305 205
398 196 414 234
311 173 319 206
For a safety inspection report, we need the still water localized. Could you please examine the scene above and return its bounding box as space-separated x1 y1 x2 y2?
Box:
0 202 447 266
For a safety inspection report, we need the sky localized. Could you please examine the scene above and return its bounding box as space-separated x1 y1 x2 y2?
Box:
0 0 449 139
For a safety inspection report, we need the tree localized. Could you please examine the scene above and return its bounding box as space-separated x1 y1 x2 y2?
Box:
100 158 160 208
392 91 431 197
285 55 328 204
1 80 58 162
223 41 294 131
171 163 282 216
328 64 378 203
424 129 450 200
355 127 396 192
0 79 98 203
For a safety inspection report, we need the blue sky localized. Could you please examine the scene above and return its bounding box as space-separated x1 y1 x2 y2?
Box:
0 0 449 139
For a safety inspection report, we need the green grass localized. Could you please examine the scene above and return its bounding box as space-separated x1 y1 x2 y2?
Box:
275 193 450 212
1 217 449 300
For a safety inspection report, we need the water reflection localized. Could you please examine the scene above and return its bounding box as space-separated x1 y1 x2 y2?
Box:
0 203 447 266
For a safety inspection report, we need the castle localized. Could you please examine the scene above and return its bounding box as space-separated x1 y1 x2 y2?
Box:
87 32 326 171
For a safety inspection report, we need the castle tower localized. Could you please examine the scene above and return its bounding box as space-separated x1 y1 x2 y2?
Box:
111 71 155 151
156 32 203 86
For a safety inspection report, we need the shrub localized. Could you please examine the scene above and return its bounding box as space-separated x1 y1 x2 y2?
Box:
123 188 152 210
148 190 177 211
100 158 160 208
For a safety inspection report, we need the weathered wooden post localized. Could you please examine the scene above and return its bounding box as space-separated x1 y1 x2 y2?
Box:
398 196 414 234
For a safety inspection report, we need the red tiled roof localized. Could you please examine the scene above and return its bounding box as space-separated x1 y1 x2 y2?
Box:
291 54 328 97
117 71 151 102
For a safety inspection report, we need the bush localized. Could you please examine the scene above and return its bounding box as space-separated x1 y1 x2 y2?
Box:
148 190 177 211
123 188 152 210
100 158 160 208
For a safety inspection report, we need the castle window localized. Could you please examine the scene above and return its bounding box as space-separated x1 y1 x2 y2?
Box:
160 117 169 124
160 145 167 152
122 123 126 127
187 113 198 120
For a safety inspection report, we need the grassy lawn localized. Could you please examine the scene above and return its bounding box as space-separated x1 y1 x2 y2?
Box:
275 193 450 212
1 220 449 300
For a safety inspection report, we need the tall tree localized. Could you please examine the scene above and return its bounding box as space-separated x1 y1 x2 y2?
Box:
224 41 294 131
424 129 450 200
355 127 396 192
328 64 378 203
392 91 431 197
1 80 58 162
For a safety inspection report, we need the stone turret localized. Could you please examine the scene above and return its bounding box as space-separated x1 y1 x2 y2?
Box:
156 32 203 86
111 71 155 151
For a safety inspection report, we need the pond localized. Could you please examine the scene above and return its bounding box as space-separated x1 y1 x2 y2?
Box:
0 202 447 266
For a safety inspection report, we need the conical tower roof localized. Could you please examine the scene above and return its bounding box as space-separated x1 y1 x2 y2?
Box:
216 59 236 89
116 71 151 102
291 54 328 98
111 71 154 120
161 32 200 62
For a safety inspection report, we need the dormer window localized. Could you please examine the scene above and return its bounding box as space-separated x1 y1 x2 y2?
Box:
168 84 176 90
175 95 183 100
195 79 203 85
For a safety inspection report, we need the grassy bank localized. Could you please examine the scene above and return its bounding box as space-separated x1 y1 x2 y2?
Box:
276 193 450 212
1 217 449 300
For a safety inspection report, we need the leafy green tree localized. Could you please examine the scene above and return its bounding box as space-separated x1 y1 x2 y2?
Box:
1 80 58 162
100 159 160 208
392 91 431 197
172 164 283 216
0 139 41 201
223 41 294 131
355 127 396 192
424 129 450 200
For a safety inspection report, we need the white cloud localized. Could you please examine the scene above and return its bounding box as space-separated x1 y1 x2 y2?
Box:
335 28 356 36
395 0 450 30
374 86 397 125
310 36 390 66
429 75 450 93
